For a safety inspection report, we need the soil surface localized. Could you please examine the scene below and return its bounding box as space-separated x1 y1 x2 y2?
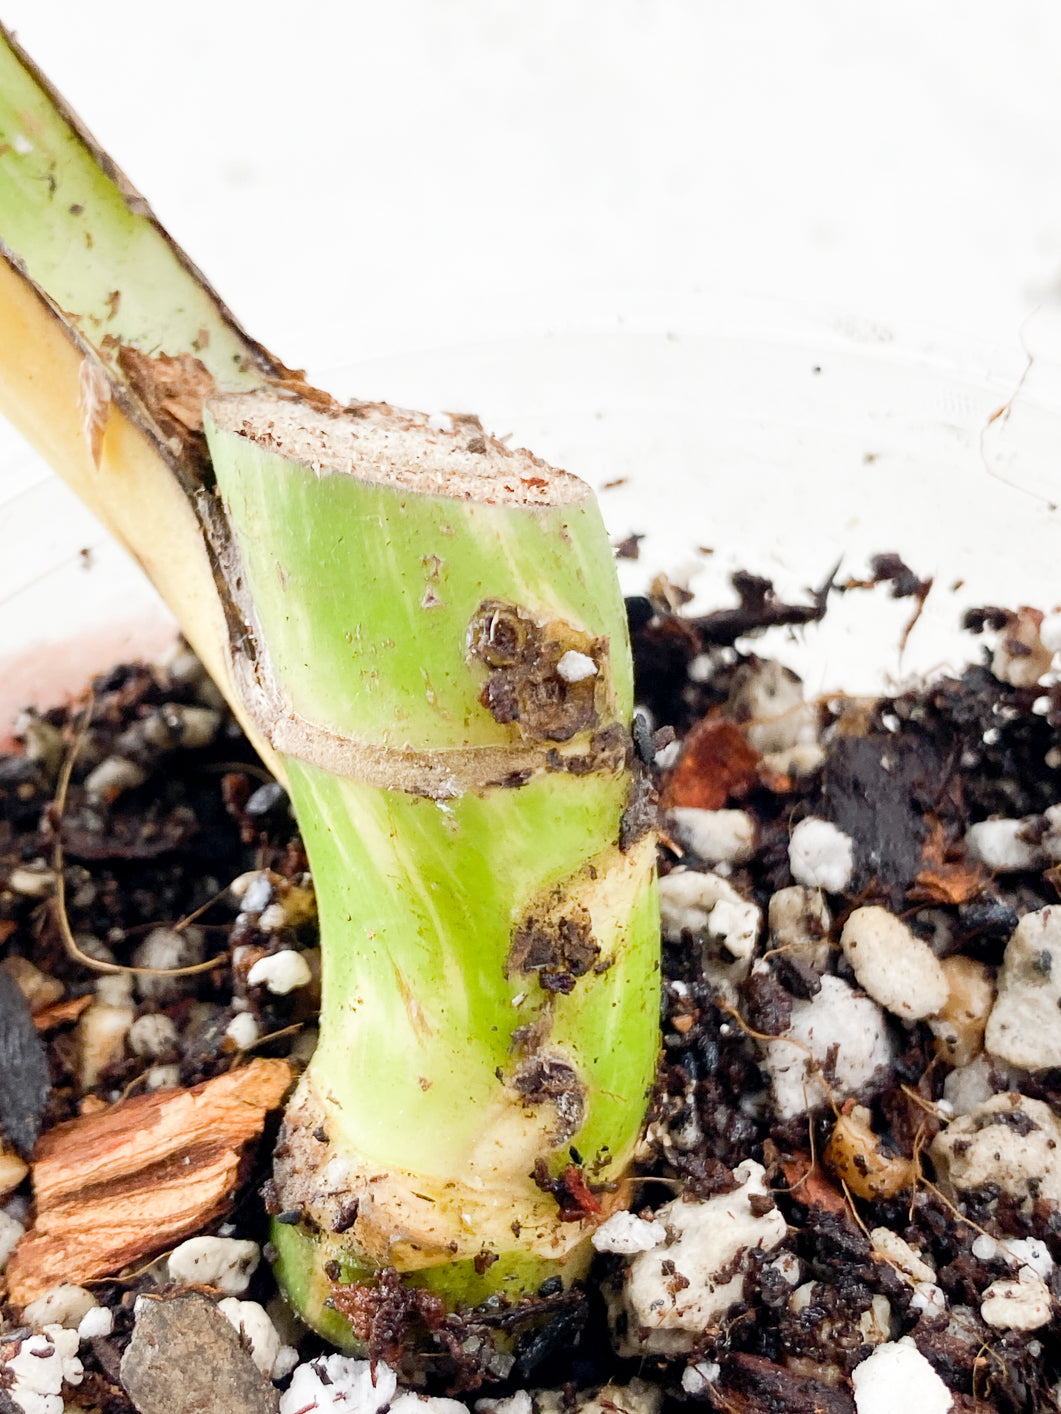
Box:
1 582 1061 1412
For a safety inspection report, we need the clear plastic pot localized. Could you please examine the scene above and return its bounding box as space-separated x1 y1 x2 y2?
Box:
3 294 1054 731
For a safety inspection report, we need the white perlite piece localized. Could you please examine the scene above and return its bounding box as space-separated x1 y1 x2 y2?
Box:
5 1325 83 1414
724 659 817 754
1006 1237 1054 1280
76 979 135 1091
1039 609 1061 654
224 1010 261 1050
658 869 761 1001
930 1092 1061 1209
556 649 597 683
83 755 147 802
126 1012 178 1059
0 1209 25 1272
851 1337 951 1414
991 606 1053 687
166 1236 260 1294
965 817 1049 873
942 1055 997 1116
761 974 894 1119
984 905 1061 1069
217 1298 297 1379
616 1160 786 1354
389 1395 470 1414
279 1356 397 1414
666 808 757 866
591 1211 666 1254
247 949 313 995
541 1381 662 1414
980 1267 1053 1330
476 1392 533 1414
869 1228 934 1286
76 1305 113 1340
22 1285 96 1331
132 925 205 1001
681 1363 721 1395
767 885 832 971
788 817 855 892
839 905 948 1021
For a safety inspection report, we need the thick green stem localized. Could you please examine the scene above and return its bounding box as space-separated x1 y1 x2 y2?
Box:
205 392 659 1343
0 27 662 1358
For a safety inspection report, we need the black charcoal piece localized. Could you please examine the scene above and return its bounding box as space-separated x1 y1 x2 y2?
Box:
0 966 50 1159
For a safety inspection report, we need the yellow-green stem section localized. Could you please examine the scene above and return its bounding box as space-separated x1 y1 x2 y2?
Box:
205 404 660 1319
290 759 659 1182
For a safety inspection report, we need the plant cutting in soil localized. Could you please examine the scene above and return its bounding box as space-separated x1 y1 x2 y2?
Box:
2 24 1061 1414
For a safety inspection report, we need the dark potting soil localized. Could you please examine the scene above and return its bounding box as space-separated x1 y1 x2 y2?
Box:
1 580 1060 1412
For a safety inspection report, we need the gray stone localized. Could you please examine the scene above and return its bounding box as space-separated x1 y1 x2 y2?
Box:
121 1292 279 1414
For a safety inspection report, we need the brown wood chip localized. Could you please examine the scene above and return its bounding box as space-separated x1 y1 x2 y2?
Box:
31 994 93 1031
5 1057 292 1304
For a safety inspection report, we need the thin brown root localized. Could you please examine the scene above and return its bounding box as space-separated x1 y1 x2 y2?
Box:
51 693 227 979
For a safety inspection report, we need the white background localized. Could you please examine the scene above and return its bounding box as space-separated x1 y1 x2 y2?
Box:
3 2 1061 710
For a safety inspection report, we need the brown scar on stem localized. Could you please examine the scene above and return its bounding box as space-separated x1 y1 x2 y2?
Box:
468 599 609 744
511 1053 587 1146
508 904 600 995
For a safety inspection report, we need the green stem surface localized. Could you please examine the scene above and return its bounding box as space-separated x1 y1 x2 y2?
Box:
205 394 660 1340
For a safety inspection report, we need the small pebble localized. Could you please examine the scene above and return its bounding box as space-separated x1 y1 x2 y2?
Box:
0 1145 28 1198
787 817 854 892
245 782 288 817
991 607 1052 687
0 956 64 1013
247 950 313 995
77 983 135 1090
121 1292 279 1414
